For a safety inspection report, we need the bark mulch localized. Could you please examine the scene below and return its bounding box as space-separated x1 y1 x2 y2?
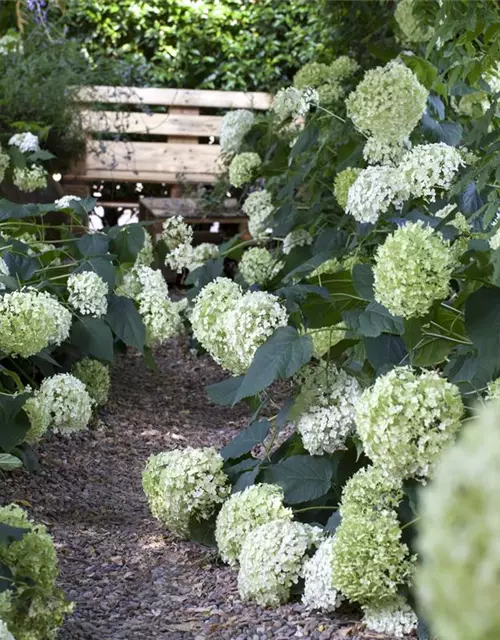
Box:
1 341 400 640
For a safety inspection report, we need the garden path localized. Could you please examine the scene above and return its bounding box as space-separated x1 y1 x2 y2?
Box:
2 341 390 640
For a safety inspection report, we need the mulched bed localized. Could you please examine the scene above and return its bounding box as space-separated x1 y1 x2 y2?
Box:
1 341 396 640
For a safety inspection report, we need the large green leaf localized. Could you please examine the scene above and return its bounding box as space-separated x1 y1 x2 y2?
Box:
352 264 375 301
71 317 114 362
364 334 408 373
0 392 30 453
221 419 270 460
343 301 403 338
76 233 110 257
465 286 500 372
108 224 146 263
105 295 145 352
206 375 246 406
233 327 312 404
0 453 22 470
0 523 28 545
75 257 116 288
262 455 336 504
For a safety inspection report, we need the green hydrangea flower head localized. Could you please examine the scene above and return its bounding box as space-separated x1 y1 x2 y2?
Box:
72 358 110 407
0 504 72 640
373 221 457 318
228 152 262 188
394 0 434 42
356 366 464 480
294 62 331 89
417 399 500 640
334 167 362 209
346 60 428 142
12 165 47 192
238 247 282 286
0 147 9 183
215 484 293 566
142 447 230 538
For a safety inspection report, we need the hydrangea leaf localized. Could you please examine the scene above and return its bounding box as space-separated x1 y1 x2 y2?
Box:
364 334 408 374
105 294 146 352
71 317 114 362
262 454 336 504
76 232 110 257
108 223 145 263
465 286 500 372
343 301 404 338
206 375 245 407
221 419 270 460
0 392 31 452
352 264 375 301
0 453 23 470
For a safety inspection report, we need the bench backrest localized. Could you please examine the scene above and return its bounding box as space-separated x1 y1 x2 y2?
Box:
66 86 272 185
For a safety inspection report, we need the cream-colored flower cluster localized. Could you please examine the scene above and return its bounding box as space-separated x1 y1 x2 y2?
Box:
271 87 318 123
54 194 82 210
0 289 71 357
282 228 313 254
68 271 108 318
228 152 262 188
356 366 464 480
0 619 14 640
400 143 465 200
373 221 456 318
8 132 40 153
417 400 500 640
346 165 409 224
302 537 343 612
434 204 470 234
12 165 47 192
142 447 229 538
191 277 288 374
24 373 93 441
162 215 194 271
242 190 274 241
135 229 155 267
294 363 362 455
72 358 110 407
303 324 345 359
0 257 9 291
238 520 323 606
219 109 254 155
0 146 9 182
362 598 418 637
215 484 293 566
238 247 282 286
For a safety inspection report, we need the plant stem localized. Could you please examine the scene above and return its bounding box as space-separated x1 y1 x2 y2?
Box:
293 505 337 514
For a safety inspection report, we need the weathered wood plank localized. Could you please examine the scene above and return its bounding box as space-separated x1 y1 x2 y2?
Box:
141 197 240 218
65 170 218 184
80 110 222 137
75 85 272 110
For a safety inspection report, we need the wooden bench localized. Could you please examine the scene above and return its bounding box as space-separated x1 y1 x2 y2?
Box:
63 86 272 233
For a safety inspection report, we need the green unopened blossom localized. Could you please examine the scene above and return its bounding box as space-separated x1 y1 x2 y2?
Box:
363 137 408 165
282 228 313 254
25 373 93 439
417 400 500 640
219 109 254 155
294 62 331 89
457 92 490 118
0 147 9 183
142 447 229 538
302 537 343 612
239 247 282 286
72 358 110 407
294 57 358 106
242 190 274 240
238 520 323 606
356 367 464 480
346 60 428 143
0 504 72 640
304 324 345 359
332 468 413 605
12 165 47 192
228 152 261 188
400 143 465 200
363 598 418 637
68 271 108 317
215 484 293 566
373 221 456 318
0 289 72 358
334 167 362 209
394 0 434 42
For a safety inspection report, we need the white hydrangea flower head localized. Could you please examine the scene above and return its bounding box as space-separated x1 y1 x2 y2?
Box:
242 190 274 241
332 470 413 605
219 109 254 155
417 399 500 640
490 226 500 251
228 152 262 188
363 137 409 165
238 520 323 606
12 165 47 192
356 366 464 480
239 247 282 286
457 92 490 118
328 55 360 83
302 537 343 612
362 598 418 637
0 619 14 640
310 258 342 278
282 229 313 255
400 143 465 200
162 215 193 251
303 324 345 359
333 168 361 209
142 447 229 538
271 87 317 123
0 257 9 291
487 377 500 401
215 484 293 566
0 148 9 182
434 203 470 234
72 358 110 407
25 373 93 438
225 290 289 374
54 195 82 210
373 220 456 318
135 229 155 267
165 243 195 272
346 165 410 224
8 132 40 153
346 60 428 142
395 0 434 43
190 277 243 369
485 63 500 93
190 243 219 271
67 271 108 317
294 363 362 456
0 289 71 357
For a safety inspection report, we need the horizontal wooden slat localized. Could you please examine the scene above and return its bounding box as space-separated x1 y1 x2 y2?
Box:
75 85 272 110
81 110 222 137
97 201 138 209
65 170 218 184
141 197 241 219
